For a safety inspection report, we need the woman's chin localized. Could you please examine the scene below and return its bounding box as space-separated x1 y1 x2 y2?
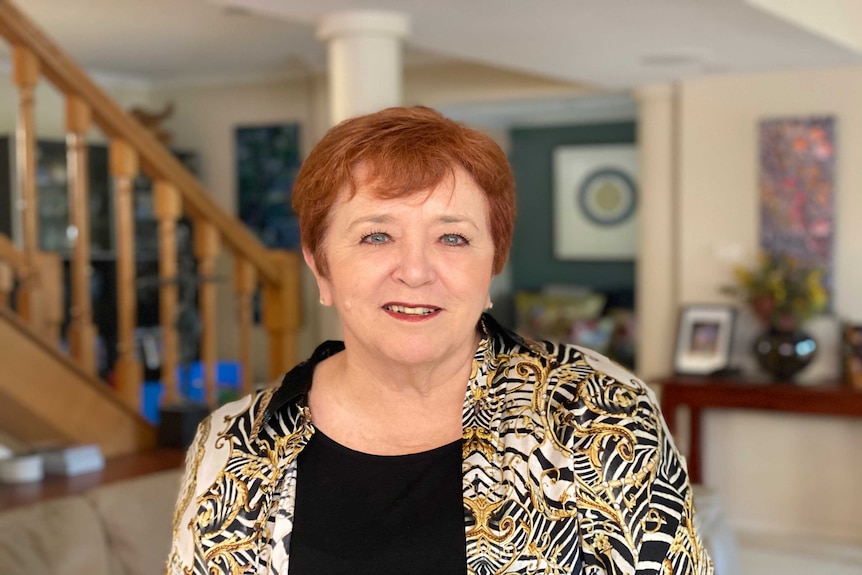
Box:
360 334 465 369
377 342 445 367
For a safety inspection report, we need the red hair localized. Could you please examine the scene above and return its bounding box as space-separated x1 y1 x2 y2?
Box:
292 106 516 276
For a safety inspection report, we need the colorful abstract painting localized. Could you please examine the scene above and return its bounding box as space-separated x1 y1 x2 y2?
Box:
759 116 835 296
236 123 301 249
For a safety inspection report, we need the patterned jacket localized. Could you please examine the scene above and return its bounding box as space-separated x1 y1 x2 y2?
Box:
167 315 712 574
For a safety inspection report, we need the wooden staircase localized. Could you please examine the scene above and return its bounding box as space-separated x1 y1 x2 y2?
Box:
0 0 302 456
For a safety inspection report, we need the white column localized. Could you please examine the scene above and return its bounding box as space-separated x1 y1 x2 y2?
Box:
634 84 678 382
317 11 409 124
313 11 409 342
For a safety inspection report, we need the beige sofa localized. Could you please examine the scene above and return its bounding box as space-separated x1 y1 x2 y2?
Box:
0 469 181 575
0 469 738 575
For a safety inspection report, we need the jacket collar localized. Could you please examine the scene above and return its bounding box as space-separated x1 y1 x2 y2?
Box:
262 338 344 424
260 313 539 427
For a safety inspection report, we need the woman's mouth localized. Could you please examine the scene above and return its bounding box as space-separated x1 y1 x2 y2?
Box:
382 304 442 319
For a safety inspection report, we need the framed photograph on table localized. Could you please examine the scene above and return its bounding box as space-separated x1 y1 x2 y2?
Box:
673 305 736 375
842 323 862 391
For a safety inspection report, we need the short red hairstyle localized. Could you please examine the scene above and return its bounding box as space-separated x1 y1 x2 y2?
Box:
291 106 516 277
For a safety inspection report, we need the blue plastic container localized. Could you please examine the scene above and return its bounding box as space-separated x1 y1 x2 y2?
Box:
142 361 242 424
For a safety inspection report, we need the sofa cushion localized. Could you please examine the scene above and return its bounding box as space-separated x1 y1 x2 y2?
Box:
85 469 182 575
693 484 740 575
0 495 114 575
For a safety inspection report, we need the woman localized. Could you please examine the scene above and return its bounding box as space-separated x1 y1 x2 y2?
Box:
168 107 712 575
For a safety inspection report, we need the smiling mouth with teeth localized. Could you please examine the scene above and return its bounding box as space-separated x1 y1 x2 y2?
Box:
383 304 440 316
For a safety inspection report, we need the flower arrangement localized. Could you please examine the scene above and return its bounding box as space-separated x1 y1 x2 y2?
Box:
724 252 828 333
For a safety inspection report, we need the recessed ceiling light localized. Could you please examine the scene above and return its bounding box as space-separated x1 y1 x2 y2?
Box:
641 48 712 68
222 5 252 16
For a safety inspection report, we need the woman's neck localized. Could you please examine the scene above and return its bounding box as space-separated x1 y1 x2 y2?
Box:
305 334 480 455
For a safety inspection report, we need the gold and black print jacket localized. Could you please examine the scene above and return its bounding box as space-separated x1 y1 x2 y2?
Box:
167 315 712 574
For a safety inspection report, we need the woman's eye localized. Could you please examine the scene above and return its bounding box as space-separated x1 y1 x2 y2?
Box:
440 233 468 246
361 232 390 244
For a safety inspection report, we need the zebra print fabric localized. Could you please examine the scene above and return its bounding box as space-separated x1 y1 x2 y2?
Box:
168 315 712 574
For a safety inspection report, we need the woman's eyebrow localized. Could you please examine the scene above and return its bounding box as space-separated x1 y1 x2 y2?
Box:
438 215 480 230
346 214 393 231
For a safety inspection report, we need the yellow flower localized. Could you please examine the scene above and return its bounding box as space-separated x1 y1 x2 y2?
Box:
725 252 827 331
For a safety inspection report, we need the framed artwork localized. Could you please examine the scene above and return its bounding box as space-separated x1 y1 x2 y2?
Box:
842 323 862 391
236 123 302 249
759 116 835 300
673 305 736 375
552 144 638 260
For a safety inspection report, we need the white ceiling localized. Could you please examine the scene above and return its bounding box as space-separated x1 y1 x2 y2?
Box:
218 0 862 88
8 0 862 126
12 0 862 89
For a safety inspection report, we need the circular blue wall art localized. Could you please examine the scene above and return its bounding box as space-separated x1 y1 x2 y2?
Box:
577 168 637 226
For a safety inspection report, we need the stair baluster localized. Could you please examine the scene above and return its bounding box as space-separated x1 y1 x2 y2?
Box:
154 180 181 405
0 261 12 308
263 250 301 380
110 139 143 409
234 258 257 396
65 95 97 374
34 250 62 343
194 221 220 408
11 45 39 325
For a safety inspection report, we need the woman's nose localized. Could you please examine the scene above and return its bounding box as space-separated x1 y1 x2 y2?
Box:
393 241 435 287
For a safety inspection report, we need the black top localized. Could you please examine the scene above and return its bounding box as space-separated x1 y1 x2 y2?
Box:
288 430 466 575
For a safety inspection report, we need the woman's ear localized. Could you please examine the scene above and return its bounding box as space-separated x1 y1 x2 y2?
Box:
302 246 332 306
302 245 318 275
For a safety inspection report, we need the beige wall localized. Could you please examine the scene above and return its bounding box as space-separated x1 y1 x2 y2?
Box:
675 65 862 541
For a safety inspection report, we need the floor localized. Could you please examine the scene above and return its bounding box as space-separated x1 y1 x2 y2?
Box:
738 532 862 575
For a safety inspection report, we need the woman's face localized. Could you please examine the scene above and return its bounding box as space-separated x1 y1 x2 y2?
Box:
305 165 496 368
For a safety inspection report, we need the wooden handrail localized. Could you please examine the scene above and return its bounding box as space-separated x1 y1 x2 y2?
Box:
0 0 280 285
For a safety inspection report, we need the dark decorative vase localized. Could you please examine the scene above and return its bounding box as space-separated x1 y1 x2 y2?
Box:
753 329 817 382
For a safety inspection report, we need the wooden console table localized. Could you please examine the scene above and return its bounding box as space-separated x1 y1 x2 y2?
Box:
0 449 185 511
659 376 862 483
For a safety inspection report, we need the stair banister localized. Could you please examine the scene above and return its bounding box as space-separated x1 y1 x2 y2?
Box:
0 0 304 447
0 0 280 284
